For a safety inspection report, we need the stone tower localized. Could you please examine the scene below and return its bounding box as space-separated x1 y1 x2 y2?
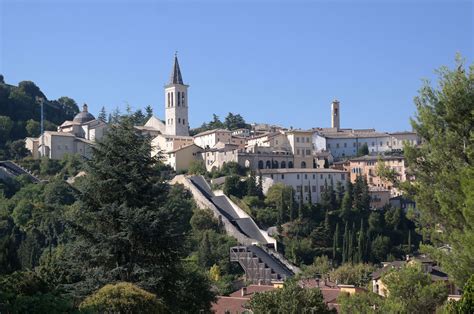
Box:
165 54 189 136
331 99 340 131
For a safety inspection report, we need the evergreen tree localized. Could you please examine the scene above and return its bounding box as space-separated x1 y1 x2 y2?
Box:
361 177 371 210
59 117 213 310
342 222 349 264
333 223 339 262
298 186 304 219
246 171 259 197
335 181 344 209
257 170 264 198
407 229 412 253
339 181 353 221
98 106 107 122
358 219 366 263
288 188 295 221
307 182 312 205
145 105 153 119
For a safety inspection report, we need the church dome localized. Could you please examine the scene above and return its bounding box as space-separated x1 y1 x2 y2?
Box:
73 104 95 123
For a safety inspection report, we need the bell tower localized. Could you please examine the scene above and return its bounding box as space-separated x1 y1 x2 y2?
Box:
165 53 189 136
331 99 340 131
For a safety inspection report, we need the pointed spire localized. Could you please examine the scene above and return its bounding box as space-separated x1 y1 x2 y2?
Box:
169 52 184 85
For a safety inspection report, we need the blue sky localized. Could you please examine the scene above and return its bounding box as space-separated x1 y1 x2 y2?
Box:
1 0 472 131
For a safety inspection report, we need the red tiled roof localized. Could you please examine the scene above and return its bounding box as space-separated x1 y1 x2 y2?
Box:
229 285 276 298
212 296 249 314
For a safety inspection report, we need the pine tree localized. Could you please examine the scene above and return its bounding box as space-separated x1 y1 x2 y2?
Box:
307 182 312 205
145 105 153 119
98 106 107 122
246 171 259 197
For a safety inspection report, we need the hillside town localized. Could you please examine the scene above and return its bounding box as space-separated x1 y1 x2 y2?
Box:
1 50 472 314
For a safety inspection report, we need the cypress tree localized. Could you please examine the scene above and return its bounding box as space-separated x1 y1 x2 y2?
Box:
408 229 412 253
333 223 340 263
289 188 295 221
358 219 365 263
307 181 312 205
342 222 349 264
298 186 304 219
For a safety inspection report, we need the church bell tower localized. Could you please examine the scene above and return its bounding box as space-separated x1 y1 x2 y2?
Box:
165 53 189 136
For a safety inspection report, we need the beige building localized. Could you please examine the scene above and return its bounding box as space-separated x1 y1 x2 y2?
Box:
349 155 407 197
200 143 240 172
193 129 233 149
286 130 314 168
25 104 106 159
166 144 203 172
151 134 194 156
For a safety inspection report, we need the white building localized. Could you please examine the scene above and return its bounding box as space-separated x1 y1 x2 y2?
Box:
259 168 348 204
25 104 107 159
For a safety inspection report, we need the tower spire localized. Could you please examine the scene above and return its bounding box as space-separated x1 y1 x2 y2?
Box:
169 52 184 85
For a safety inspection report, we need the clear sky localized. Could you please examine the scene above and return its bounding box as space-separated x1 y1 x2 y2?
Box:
1 0 472 131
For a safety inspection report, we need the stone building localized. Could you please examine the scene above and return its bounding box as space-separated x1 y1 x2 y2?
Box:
259 168 348 204
25 104 107 159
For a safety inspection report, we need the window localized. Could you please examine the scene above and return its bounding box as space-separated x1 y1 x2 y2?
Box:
171 92 174 106
306 149 310 155
344 143 347 148
312 185 316 192
297 185 302 192
380 141 382 146
320 185 324 192
177 91 181 106
353 142 356 147
182 92 185 105
304 174 308 179
313 174 315 179
178 118 181 123
320 174 323 179
281 174 285 179
171 119 173 124
372 142 375 146
306 137 310 143
297 174 300 179
297 149 300 155
168 92 170 107
296 137 300 143
183 119 186 125
304 185 309 192
327 143 331 148
336 143 339 148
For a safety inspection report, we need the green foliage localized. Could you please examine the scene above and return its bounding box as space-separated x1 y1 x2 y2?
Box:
0 270 73 313
301 255 332 279
357 143 369 156
382 264 449 313
329 263 374 287
188 160 207 175
338 291 384 314
440 274 474 314
403 56 474 287
190 112 250 135
248 280 335 314
79 282 165 314
223 175 246 198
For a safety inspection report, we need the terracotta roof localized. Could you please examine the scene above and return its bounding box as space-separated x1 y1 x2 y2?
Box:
349 155 404 162
229 285 276 298
167 143 201 154
212 296 249 314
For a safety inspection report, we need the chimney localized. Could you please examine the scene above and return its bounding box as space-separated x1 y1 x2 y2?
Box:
241 287 247 297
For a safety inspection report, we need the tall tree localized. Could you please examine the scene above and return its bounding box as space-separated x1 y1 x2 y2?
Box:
404 56 474 286
59 117 213 311
98 106 107 122
145 105 153 119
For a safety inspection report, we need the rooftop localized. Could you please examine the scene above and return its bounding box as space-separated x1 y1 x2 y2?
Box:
349 154 404 162
259 168 348 174
193 128 232 137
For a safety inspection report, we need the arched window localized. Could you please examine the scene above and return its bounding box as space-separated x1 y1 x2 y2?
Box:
272 160 279 169
177 92 181 106
281 161 286 168
171 92 174 107
167 92 170 107
258 160 264 169
288 161 294 168
183 118 186 125
301 161 306 168
265 160 271 169
178 118 181 123
182 92 185 106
